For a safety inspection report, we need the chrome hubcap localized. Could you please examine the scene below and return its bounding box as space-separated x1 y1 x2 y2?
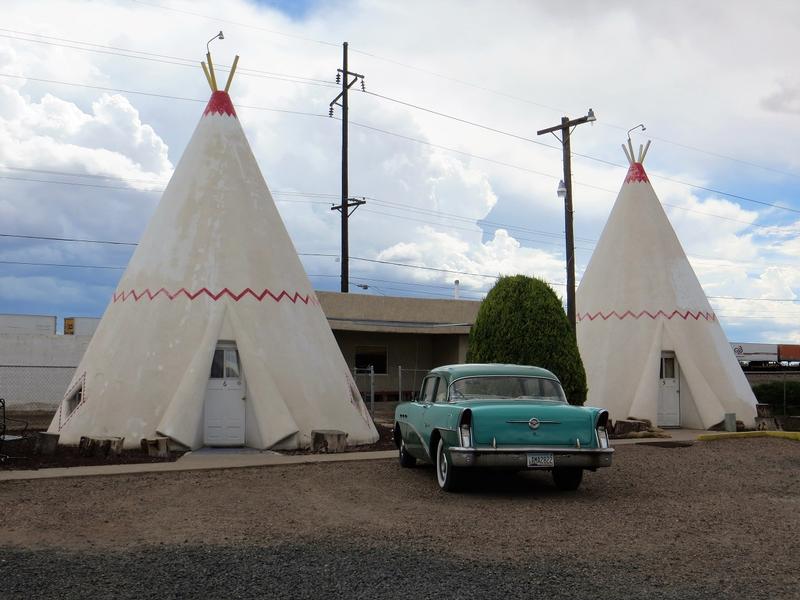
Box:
438 444 447 483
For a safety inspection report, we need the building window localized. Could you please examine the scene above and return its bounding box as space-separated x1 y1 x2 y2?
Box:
355 346 388 375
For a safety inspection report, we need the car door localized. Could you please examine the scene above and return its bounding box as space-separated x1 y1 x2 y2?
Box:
418 375 447 457
404 376 438 458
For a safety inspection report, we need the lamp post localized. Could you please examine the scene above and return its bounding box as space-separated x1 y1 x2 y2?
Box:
537 109 596 332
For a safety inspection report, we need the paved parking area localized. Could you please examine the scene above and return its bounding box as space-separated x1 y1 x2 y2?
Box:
0 438 798 598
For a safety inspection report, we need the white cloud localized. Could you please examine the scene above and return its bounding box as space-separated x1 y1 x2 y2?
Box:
0 0 797 343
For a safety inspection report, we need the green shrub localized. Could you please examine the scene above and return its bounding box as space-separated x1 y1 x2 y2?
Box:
467 275 588 405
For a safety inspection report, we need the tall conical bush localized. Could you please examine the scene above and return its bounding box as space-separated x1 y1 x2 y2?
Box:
467 275 587 405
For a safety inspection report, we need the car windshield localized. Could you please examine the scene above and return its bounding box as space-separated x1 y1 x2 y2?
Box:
449 376 567 403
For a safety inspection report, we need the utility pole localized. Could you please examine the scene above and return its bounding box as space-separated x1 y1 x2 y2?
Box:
537 109 596 332
329 42 366 293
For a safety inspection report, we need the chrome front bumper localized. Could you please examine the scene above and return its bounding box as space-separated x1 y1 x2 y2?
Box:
447 446 614 469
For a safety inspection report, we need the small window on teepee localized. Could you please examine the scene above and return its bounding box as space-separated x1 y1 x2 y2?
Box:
65 384 83 417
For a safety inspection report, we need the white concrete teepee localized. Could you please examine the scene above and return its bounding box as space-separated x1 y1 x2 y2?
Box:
576 140 757 429
48 52 378 449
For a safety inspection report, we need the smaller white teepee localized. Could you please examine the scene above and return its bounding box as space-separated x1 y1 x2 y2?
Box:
576 140 757 429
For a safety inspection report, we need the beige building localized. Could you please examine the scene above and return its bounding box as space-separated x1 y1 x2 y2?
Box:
317 292 481 401
0 294 481 410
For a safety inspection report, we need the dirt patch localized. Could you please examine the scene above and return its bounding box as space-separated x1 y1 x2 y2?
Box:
1 420 395 469
0 438 183 471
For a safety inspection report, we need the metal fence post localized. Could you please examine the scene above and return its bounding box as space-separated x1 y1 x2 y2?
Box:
369 364 374 415
398 365 402 403
784 371 787 416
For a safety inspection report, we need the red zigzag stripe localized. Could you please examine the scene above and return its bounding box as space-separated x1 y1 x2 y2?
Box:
112 287 317 305
577 309 716 322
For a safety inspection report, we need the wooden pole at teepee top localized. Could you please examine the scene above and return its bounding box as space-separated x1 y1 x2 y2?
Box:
224 55 240 93
206 52 218 91
640 140 652 163
201 62 214 91
621 144 633 165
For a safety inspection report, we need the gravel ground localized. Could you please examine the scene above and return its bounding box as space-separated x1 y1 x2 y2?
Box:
1 439 798 598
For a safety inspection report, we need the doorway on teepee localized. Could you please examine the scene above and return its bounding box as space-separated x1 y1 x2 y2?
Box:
657 352 680 427
204 342 246 446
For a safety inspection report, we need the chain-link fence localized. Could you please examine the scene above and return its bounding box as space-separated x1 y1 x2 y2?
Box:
0 365 75 410
353 366 374 414
398 366 429 402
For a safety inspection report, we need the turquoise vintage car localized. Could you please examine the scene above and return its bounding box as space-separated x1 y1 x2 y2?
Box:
394 364 613 491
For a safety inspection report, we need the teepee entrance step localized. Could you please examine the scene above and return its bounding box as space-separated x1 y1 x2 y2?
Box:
204 343 246 446
657 353 680 427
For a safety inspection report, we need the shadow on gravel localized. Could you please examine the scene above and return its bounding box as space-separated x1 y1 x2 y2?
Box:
0 540 787 600
399 464 604 499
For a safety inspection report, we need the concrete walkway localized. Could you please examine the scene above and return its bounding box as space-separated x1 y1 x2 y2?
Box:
0 429 712 482
0 450 398 482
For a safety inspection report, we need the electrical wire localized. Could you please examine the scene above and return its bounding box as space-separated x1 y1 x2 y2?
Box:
2 252 798 304
12 10 799 180
357 91 800 215
0 73 330 120
0 30 338 88
5 69 797 217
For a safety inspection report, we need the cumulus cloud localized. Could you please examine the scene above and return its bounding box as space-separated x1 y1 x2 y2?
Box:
0 0 797 344
0 86 171 184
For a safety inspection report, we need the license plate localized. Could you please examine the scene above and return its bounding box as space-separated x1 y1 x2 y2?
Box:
527 453 554 468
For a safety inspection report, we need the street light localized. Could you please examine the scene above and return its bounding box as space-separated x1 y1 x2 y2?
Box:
537 109 596 333
206 31 224 54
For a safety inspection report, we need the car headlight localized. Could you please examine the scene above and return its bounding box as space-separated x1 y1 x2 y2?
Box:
596 426 609 449
460 423 471 447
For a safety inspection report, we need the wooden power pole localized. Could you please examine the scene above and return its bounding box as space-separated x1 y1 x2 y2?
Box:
330 42 366 293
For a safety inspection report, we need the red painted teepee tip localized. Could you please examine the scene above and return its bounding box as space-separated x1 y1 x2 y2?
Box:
203 90 237 118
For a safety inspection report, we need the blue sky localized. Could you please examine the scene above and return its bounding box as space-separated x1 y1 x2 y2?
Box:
0 0 799 343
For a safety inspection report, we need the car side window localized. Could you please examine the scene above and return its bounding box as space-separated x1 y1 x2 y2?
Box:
420 377 437 403
434 377 447 403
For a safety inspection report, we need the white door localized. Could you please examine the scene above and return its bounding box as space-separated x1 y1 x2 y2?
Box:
204 345 246 446
657 353 680 427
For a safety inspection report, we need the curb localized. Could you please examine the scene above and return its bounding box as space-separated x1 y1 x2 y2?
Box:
697 431 800 442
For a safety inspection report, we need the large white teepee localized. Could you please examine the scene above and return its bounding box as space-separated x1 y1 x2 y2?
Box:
576 141 757 429
48 57 378 449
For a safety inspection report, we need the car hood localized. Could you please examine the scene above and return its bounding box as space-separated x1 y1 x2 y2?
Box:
462 400 598 447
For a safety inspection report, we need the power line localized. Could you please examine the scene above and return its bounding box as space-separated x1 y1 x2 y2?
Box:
1 163 774 235
0 233 137 246
0 29 338 88
0 259 124 270
7 70 796 218
0 73 329 120
126 0 340 48
357 91 800 215
2 253 798 304
362 90 554 148
14 12 799 180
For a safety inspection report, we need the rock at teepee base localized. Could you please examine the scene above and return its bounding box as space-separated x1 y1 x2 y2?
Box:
141 437 170 458
79 436 124 458
34 432 60 456
755 417 781 431
311 430 348 453
613 420 649 436
756 404 773 418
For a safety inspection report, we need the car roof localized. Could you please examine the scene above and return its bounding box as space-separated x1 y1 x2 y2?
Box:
429 363 559 382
